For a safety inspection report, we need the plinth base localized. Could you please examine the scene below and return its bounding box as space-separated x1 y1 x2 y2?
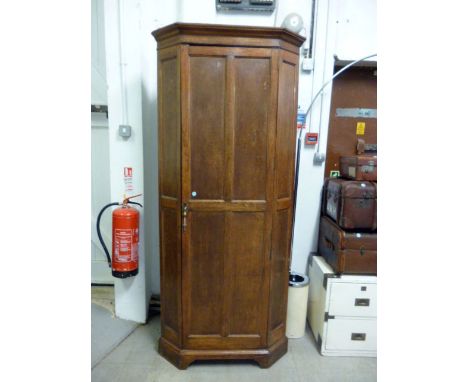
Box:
158 336 288 370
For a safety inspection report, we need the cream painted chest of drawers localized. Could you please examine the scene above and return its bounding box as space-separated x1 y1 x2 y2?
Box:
307 255 377 357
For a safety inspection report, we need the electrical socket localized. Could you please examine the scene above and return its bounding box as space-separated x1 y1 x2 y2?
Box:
119 125 132 138
302 58 313 71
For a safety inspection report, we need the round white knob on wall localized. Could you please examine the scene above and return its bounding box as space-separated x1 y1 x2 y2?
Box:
281 13 304 34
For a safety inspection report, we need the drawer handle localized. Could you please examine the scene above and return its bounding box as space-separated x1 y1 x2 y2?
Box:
325 238 335 250
351 333 366 341
355 298 370 306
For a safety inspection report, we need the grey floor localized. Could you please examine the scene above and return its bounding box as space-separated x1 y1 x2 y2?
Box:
92 314 376 382
91 303 139 367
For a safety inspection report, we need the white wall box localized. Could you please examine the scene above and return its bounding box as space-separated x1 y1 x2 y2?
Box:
307 255 376 357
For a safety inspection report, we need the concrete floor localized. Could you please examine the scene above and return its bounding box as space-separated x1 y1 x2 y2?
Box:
91 303 139 367
92 314 376 382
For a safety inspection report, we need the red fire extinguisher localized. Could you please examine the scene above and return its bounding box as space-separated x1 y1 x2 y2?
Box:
97 194 142 278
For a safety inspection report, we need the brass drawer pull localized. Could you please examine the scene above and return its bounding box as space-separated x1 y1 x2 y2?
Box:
355 298 370 306
351 333 366 341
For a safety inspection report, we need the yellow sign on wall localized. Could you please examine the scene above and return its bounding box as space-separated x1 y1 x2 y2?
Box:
356 122 366 135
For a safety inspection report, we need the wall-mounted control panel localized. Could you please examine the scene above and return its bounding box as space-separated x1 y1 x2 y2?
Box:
305 132 319 145
216 0 276 12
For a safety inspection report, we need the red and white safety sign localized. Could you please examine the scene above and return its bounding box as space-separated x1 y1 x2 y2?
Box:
124 167 134 193
124 167 132 177
114 228 133 262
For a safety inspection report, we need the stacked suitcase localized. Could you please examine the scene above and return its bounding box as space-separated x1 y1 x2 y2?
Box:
308 153 378 357
319 154 377 275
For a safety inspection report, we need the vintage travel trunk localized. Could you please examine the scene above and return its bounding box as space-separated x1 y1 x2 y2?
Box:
340 155 377 181
326 179 377 231
321 178 330 216
318 216 377 275
307 255 377 357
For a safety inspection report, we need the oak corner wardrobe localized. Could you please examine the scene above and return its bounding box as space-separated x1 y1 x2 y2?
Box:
153 23 304 369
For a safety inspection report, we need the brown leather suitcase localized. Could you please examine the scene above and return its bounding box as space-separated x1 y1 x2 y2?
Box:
326 178 377 231
321 178 331 215
318 215 377 275
340 155 377 181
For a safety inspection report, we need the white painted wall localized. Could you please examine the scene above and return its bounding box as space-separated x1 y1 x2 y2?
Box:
92 0 108 105
292 0 338 274
292 0 377 274
100 0 376 315
139 0 180 301
104 0 147 322
91 112 113 284
91 0 112 284
334 0 377 61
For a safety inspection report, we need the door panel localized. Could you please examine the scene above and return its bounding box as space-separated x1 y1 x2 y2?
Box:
160 57 180 198
189 56 226 200
268 208 290 331
183 47 274 349
275 60 296 200
227 212 265 336
187 211 225 336
232 58 270 201
160 207 180 334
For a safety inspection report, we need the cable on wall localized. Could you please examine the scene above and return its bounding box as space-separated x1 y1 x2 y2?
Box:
308 0 317 58
303 0 321 136
117 0 129 126
308 0 331 140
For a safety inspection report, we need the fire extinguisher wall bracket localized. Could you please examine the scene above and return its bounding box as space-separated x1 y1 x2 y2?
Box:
112 268 139 278
96 196 143 279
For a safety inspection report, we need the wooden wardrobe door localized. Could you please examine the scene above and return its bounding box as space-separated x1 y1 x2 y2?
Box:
181 46 277 350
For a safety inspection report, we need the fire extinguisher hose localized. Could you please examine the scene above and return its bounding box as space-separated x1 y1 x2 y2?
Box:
96 200 143 268
128 201 143 208
96 202 119 267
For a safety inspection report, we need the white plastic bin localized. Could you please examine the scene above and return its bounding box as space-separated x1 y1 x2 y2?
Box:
286 272 310 338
